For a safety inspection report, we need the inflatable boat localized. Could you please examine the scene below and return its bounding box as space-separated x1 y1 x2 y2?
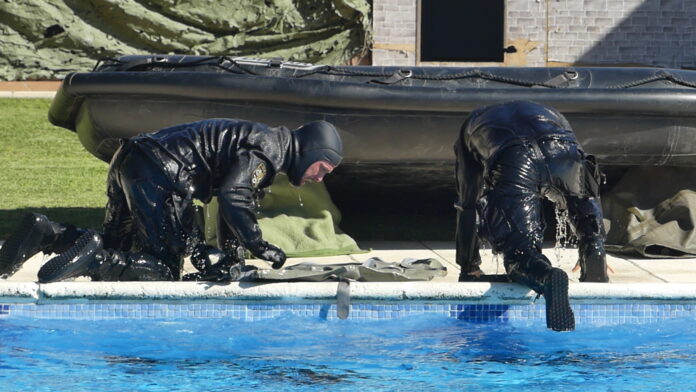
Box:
48 55 696 199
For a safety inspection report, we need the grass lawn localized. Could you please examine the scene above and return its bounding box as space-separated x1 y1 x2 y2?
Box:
0 99 108 239
0 98 454 242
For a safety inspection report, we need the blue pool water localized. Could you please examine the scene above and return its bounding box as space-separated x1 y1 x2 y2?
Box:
2 312 695 391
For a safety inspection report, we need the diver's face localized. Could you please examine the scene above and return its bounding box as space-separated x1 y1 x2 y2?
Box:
300 161 335 185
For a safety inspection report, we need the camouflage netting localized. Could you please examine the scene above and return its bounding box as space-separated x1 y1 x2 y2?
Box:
0 0 372 80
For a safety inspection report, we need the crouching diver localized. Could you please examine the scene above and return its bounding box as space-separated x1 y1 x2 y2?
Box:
455 101 609 332
0 119 343 282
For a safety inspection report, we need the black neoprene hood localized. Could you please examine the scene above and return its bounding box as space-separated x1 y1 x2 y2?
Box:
287 120 343 186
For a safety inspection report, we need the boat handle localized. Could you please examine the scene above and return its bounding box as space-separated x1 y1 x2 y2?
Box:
565 70 579 80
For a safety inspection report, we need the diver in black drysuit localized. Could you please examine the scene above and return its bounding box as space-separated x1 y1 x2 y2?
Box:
455 101 609 331
0 119 343 282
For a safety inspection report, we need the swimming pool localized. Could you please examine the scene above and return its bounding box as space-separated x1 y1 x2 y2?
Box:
2 302 696 391
2 281 696 390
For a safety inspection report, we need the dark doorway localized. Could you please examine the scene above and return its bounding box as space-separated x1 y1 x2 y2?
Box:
420 0 505 62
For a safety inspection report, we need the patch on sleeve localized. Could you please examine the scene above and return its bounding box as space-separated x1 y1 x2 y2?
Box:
251 162 267 188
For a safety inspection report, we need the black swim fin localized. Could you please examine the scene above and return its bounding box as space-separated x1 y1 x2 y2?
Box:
544 268 575 332
0 213 54 278
38 230 103 283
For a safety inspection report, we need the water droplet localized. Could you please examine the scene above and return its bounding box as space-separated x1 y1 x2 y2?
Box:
553 203 577 265
298 192 304 208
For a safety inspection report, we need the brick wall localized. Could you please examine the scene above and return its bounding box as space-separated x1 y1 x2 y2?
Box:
372 0 696 68
551 0 696 68
372 0 418 66
506 0 547 66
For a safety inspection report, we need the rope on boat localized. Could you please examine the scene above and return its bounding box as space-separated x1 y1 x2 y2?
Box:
608 71 696 89
298 67 562 88
91 56 696 90
93 56 253 75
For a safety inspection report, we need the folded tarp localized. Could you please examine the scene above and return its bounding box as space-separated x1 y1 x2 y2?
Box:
238 257 447 282
603 167 696 258
235 257 446 319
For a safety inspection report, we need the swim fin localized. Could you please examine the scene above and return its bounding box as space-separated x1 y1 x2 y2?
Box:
0 213 57 279
544 268 575 332
38 230 103 283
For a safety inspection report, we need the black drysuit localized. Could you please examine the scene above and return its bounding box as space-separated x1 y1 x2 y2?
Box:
97 118 342 280
455 101 607 292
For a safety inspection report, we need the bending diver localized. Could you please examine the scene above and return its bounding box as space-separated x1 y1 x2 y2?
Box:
0 119 343 282
454 101 609 331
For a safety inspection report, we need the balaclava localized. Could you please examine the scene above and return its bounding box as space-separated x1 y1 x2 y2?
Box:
286 120 343 186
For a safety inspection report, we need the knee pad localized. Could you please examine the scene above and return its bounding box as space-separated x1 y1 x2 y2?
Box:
90 250 174 281
122 253 174 281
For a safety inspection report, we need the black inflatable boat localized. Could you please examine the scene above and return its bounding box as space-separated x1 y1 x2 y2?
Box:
49 55 696 198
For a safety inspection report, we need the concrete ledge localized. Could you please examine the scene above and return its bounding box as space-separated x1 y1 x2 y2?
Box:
38 281 344 302
36 282 536 303
0 282 39 302
570 283 696 302
2 281 696 304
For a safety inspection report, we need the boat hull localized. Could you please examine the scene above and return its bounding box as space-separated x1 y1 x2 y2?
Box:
48 56 696 196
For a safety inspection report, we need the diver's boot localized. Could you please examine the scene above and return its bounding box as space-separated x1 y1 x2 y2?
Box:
37 230 103 283
0 213 84 279
503 251 574 331
504 250 553 294
566 195 608 282
578 240 609 282
543 268 575 332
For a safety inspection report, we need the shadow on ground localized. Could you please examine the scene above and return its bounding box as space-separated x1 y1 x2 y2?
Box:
0 208 104 240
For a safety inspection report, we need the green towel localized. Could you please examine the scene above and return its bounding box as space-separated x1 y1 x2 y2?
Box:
203 175 363 257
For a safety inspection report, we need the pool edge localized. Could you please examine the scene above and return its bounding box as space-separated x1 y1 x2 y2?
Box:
2 281 696 304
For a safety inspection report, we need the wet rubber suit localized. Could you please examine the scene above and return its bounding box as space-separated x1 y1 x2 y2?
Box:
30 119 343 282
455 101 609 291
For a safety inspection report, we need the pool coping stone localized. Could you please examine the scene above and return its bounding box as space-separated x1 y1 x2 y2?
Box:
2 281 696 304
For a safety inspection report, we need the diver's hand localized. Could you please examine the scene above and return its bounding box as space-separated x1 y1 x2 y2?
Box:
248 240 287 269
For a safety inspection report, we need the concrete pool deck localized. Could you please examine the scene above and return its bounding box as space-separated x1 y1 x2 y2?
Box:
2 241 696 304
6 240 696 284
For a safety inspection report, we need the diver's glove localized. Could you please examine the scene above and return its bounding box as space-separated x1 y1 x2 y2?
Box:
247 240 287 269
217 202 286 268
